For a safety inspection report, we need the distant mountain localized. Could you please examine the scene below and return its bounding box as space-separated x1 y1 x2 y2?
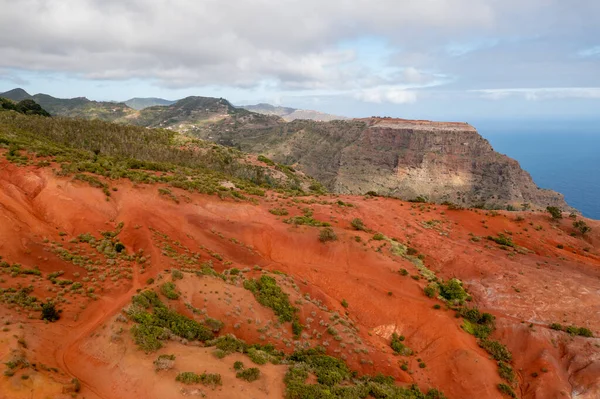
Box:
240 103 348 122
0 88 134 121
126 96 282 133
124 97 176 110
0 88 32 102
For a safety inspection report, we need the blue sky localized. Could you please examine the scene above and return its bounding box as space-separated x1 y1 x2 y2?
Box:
0 0 599 122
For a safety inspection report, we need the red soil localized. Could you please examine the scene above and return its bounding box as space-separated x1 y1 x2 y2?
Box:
0 156 598 399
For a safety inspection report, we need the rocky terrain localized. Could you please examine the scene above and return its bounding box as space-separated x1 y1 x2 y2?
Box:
240 103 349 122
193 117 570 211
0 89 572 210
0 109 598 399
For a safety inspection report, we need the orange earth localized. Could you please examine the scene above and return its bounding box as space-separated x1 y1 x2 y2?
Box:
0 153 598 399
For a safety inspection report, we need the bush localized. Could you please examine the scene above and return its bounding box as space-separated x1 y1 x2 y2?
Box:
244 275 297 323
176 372 222 387
498 361 515 382
41 301 60 322
479 339 512 362
319 227 337 243
573 220 592 235
341 299 349 308
203 317 224 333
424 284 437 298
160 282 179 300
236 367 261 382
438 279 469 304
154 354 176 371
390 333 411 355
497 383 517 398
487 234 515 248
269 207 289 216
373 233 385 241
233 361 244 370
128 291 214 352
546 206 562 219
171 269 184 280
350 218 366 231
550 323 563 331
247 347 269 365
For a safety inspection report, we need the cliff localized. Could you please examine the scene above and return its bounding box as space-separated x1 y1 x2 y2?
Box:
196 117 570 210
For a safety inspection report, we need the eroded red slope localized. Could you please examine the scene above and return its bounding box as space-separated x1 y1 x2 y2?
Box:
0 156 598 399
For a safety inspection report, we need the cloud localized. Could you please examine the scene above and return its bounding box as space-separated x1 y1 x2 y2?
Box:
0 0 598 108
354 87 417 104
578 46 600 57
473 87 600 100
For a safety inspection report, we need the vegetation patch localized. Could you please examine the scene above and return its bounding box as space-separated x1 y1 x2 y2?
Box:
176 372 222 388
319 227 338 243
127 290 214 353
285 348 446 399
236 367 261 382
284 209 330 227
487 234 515 248
243 274 302 336
390 333 412 356
549 323 593 337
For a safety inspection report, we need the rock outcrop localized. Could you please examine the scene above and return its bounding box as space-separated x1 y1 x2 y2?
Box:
197 117 570 210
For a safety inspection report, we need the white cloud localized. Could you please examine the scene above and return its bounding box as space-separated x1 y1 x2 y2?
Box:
354 87 417 104
473 87 600 100
578 46 600 57
0 0 599 104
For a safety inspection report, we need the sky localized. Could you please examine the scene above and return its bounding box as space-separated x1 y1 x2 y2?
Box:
0 0 599 122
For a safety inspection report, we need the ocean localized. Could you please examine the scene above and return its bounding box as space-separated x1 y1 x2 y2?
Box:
476 121 600 220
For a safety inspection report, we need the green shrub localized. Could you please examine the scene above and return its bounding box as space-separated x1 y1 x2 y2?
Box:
257 155 275 166
41 301 60 322
171 269 184 280
438 279 469 304
269 207 289 216
487 234 515 248
341 299 349 308
233 361 244 370
247 348 269 365
573 220 592 235
203 317 224 333
497 383 517 398
244 275 296 323
479 339 512 362
577 327 593 337
546 206 562 219
236 367 260 382
160 282 179 300
350 218 366 231
128 291 213 352
176 372 222 387
208 334 248 355
390 333 411 355
319 227 337 243
549 323 563 331
373 233 385 241
154 354 176 371
498 361 515 382
424 283 437 298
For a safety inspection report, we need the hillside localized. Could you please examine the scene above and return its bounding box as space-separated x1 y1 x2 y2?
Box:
124 97 176 110
190 117 570 211
0 89 573 210
241 103 349 122
0 111 598 399
0 88 135 121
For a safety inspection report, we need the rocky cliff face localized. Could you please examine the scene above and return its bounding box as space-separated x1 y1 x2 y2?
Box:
334 118 567 209
198 117 569 210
